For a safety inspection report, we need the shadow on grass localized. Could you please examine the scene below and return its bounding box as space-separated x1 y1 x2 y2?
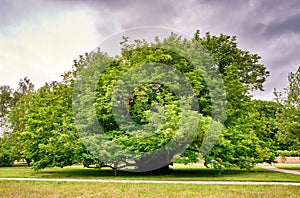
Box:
4 163 299 181
36 166 262 180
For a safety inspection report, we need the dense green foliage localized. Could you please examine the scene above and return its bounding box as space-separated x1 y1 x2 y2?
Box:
275 67 300 152
0 31 298 171
72 34 221 171
0 77 34 166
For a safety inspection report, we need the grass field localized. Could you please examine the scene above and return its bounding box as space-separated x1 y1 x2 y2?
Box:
0 164 299 182
274 164 300 171
1 164 299 197
0 180 299 198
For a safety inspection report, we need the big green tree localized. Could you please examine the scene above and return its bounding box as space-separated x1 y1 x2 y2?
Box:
13 30 272 171
73 31 271 171
73 35 219 172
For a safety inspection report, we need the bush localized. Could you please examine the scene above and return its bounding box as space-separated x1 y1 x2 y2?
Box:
277 150 299 157
0 152 13 167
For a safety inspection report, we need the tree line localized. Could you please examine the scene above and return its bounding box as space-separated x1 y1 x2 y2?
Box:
0 31 299 171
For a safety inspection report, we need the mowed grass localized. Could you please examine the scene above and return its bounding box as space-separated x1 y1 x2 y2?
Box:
0 164 299 182
275 164 300 171
0 180 299 198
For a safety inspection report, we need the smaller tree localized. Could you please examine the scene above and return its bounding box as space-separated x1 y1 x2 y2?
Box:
18 81 86 170
0 85 14 133
0 77 35 166
275 67 300 152
0 132 20 167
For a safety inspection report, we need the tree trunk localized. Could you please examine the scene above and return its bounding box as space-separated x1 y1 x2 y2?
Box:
135 151 175 173
25 158 31 166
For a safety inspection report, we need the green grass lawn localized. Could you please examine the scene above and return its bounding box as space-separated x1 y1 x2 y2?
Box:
274 164 300 171
1 164 299 197
0 180 299 198
0 164 299 182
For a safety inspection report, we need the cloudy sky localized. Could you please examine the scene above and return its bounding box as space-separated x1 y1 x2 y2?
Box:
0 0 299 100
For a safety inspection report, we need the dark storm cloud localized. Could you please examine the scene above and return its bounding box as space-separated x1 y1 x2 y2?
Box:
51 0 192 38
75 0 187 30
262 12 300 38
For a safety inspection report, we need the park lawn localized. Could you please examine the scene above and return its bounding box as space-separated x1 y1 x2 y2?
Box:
0 180 299 198
274 164 300 171
0 164 299 182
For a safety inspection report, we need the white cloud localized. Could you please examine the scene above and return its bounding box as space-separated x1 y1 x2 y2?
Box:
0 8 99 88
